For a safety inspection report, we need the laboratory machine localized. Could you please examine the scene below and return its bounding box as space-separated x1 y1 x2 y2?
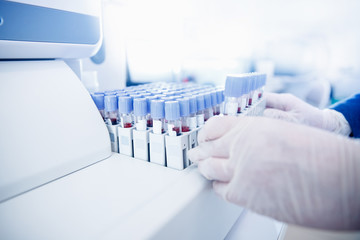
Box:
0 0 278 239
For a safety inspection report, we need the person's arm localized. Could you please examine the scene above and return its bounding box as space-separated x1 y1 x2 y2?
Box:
331 93 360 138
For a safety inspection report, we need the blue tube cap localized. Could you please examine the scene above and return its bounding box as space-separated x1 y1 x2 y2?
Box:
165 101 180 121
210 91 217 106
91 93 105 110
224 74 250 97
196 94 205 111
188 96 197 114
118 96 133 114
151 99 165 119
146 96 158 113
204 92 212 108
177 98 190 117
133 98 147 116
104 95 118 111
216 89 224 103
104 90 117 96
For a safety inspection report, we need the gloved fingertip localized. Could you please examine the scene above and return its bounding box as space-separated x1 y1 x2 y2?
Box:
198 160 214 180
188 145 211 163
212 181 229 199
198 115 238 143
188 148 199 163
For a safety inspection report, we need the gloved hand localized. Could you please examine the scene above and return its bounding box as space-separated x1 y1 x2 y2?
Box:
188 115 360 231
264 92 351 136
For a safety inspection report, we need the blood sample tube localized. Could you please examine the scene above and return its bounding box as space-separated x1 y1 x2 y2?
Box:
91 92 105 120
258 73 266 99
165 101 181 136
224 74 247 116
188 96 197 130
146 96 158 127
210 91 218 115
195 94 205 127
203 92 213 121
151 99 165 134
244 75 252 107
177 98 190 132
133 98 148 131
216 89 224 115
104 95 119 125
118 96 133 128
248 73 257 105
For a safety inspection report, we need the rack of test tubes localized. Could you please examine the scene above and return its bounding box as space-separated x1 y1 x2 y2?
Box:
90 72 266 170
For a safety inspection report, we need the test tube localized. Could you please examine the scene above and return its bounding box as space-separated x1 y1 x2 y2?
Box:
244 75 252 107
209 91 218 116
133 98 148 131
203 92 214 121
258 74 266 99
224 74 247 116
118 96 133 128
165 101 181 136
91 93 105 120
195 94 205 127
248 73 257 105
146 96 158 127
188 96 197 130
151 99 165 134
215 89 224 115
104 95 119 125
177 98 190 132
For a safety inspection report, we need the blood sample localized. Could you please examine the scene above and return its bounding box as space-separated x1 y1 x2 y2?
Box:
258 73 266 99
203 92 214 121
133 98 148 131
91 92 105 120
215 89 224 115
146 96 158 127
104 95 119 125
244 75 252 107
195 94 205 127
224 74 248 116
118 96 133 128
209 91 218 115
151 99 165 134
187 96 197 130
248 73 257 105
165 101 182 136
177 98 190 132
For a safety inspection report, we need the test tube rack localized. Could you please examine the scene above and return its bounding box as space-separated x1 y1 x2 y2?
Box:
105 96 266 171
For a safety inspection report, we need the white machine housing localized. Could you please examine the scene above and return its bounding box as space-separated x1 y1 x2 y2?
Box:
0 0 102 59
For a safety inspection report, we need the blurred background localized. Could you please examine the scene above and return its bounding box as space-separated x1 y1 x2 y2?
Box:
81 0 360 108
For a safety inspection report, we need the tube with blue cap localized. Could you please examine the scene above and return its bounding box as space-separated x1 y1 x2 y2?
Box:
118 96 133 128
133 98 148 131
165 101 181 136
104 95 119 125
177 98 190 132
224 74 247 115
216 88 224 115
91 92 105 120
146 96 158 127
203 92 213 121
195 94 205 127
151 99 165 134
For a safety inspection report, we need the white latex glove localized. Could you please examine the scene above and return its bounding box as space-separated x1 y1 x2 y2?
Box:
264 92 351 136
188 116 360 231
